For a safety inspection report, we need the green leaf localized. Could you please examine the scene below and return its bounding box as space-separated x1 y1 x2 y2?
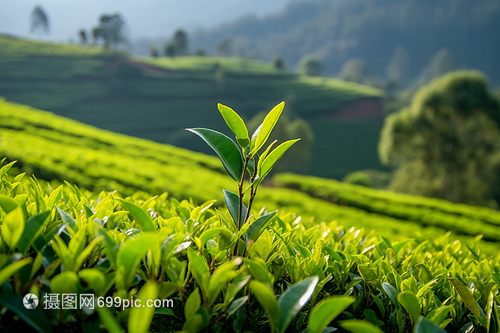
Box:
218 103 250 148
447 278 481 319
55 206 77 230
187 248 210 294
414 317 447 333
278 276 319 333
79 269 106 296
199 227 233 249
340 320 384 333
207 258 241 306
250 101 285 156
227 296 248 317
2 206 25 250
308 296 355 333
117 198 155 232
18 211 51 254
0 195 19 214
258 139 300 183
427 305 452 325
249 280 280 329
0 294 51 333
243 258 273 285
0 257 31 286
245 211 277 242
398 292 421 324
98 306 124 333
98 229 119 267
51 271 79 294
185 288 201 321
382 282 399 309
128 282 158 333
224 190 247 229
187 128 244 181
116 233 157 289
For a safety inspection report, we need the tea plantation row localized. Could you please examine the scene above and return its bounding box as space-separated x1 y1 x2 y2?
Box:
1 99 498 254
1 160 500 333
274 173 500 241
0 34 383 179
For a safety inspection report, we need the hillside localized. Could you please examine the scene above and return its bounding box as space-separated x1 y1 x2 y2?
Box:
0 34 384 179
191 0 500 85
1 98 499 254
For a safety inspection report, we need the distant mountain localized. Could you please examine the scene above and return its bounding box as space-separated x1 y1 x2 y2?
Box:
190 0 500 85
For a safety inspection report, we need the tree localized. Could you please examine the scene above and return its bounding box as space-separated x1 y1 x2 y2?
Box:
414 48 458 87
340 58 372 84
298 56 322 76
92 14 127 49
31 6 49 35
378 71 500 207
386 46 409 87
195 48 206 56
164 43 177 57
215 38 232 57
172 29 188 56
79 30 88 45
273 56 285 70
150 45 159 58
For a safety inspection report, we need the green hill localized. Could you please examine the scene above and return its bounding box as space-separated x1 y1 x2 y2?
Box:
0 34 384 179
1 98 499 253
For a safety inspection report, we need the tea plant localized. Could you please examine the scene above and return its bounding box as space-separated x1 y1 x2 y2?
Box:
187 101 299 257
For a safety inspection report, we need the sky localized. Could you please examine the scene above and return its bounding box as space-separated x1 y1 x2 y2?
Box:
0 0 292 42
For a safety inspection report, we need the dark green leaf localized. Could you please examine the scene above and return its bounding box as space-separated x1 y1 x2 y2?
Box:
187 128 244 181
224 190 247 229
245 211 277 241
0 294 51 333
18 211 51 254
278 276 319 333
414 317 447 333
447 278 481 319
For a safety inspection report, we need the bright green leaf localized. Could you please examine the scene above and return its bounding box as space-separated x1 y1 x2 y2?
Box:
2 206 25 250
340 320 384 333
18 210 51 255
250 101 285 156
308 296 355 333
249 280 280 329
218 103 250 148
128 282 158 333
117 198 155 232
398 292 420 324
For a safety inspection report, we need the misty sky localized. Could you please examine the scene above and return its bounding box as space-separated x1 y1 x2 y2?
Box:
0 0 292 42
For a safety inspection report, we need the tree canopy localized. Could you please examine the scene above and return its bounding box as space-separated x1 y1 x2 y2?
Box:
379 71 500 207
31 6 49 35
92 14 127 49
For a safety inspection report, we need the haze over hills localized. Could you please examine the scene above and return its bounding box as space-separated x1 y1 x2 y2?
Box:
190 0 500 85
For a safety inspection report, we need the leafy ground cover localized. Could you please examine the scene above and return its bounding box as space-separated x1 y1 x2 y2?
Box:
1 159 500 333
0 34 383 179
1 98 499 254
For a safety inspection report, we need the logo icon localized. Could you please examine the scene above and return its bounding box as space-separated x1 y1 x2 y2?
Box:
23 293 39 309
